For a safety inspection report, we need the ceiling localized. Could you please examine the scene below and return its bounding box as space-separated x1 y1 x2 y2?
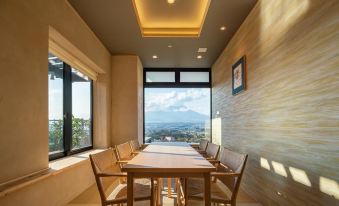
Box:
69 0 257 68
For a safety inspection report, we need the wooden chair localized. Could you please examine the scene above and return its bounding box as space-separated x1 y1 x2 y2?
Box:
115 142 136 168
199 142 220 160
129 139 143 153
89 149 155 206
116 142 161 205
178 148 248 206
191 139 209 153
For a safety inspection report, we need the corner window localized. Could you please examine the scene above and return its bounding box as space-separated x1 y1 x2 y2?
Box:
144 68 211 143
48 53 93 160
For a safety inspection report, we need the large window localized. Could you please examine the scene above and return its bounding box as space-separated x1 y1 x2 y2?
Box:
48 53 93 160
144 69 211 143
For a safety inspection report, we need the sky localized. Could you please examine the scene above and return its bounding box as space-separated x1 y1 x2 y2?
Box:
49 77 91 120
49 80 210 120
145 88 210 116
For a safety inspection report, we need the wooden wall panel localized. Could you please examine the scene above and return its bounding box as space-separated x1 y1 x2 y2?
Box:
212 0 339 205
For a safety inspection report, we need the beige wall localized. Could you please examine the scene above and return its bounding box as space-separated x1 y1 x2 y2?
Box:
212 0 339 205
0 161 94 206
111 55 144 145
0 0 111 205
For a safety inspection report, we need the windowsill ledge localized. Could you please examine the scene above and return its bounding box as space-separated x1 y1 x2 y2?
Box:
0 149 105 198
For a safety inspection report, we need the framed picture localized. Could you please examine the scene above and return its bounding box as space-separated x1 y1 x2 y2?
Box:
232 56 246 95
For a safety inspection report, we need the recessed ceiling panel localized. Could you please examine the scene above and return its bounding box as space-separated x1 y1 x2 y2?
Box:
132 0 211 37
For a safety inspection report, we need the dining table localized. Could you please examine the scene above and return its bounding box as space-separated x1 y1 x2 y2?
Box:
122 142 216 206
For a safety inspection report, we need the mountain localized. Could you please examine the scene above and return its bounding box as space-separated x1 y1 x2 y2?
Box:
145 110 209 123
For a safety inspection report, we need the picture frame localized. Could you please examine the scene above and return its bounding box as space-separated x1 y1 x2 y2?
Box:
232 56 246 95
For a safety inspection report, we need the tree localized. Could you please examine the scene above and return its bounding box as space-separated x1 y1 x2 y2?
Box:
49 117 91 152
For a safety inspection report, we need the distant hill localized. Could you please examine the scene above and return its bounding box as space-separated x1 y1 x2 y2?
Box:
145 110 209 123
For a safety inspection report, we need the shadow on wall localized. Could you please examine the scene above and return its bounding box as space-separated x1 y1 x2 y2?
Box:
212 0 339 205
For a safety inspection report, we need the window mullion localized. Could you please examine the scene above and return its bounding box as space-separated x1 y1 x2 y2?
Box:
63 63 72 155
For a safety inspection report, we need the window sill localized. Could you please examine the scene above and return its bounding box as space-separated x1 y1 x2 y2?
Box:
0 149 105 198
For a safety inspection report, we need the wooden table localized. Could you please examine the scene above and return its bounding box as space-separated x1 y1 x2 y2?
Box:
122 142 215 206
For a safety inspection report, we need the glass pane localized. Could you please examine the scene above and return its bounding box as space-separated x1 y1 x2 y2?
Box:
71 68 92 150
146 72 175 82
180 72 209 82
144 88 210 143
48 53 64 154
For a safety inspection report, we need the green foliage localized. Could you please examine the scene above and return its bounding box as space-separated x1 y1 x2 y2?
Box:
49 117 91 152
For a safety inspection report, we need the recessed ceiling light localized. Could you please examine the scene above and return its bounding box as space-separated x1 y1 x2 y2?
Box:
167 0 175 4
220 26 227 31
198 48 207 53
197 55 202 59
152 55 158 59
168 45 173 48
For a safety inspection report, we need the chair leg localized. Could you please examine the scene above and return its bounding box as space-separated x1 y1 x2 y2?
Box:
157 178 163 206
176 178 180 206
167 178 172 197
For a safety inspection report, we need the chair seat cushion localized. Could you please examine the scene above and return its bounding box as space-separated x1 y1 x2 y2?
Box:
185 178 231 203
107 180 151 202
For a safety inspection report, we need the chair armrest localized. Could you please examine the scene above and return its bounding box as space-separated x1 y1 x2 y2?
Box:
211 172 240 177
117 160 129 164
198 150 207 154
191 145 199 148
98 172 127 177
208 160 220 164
206 157 217 161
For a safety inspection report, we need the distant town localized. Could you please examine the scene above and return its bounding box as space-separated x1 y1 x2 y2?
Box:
145 122 210 143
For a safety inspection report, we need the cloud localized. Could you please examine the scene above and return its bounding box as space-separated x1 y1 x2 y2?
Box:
145 89 209 114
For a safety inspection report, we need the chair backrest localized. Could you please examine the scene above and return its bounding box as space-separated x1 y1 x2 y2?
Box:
129 139 141 152
217 148 248 202
89 149 121 204
199 139 209 151
206 143 220 160
115 142 133 161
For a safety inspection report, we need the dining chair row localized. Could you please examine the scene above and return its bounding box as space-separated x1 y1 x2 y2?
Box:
90 139 158 206
177 140 248 206
90 139 247 206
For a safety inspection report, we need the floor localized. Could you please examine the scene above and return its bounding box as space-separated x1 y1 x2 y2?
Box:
67 178 261 206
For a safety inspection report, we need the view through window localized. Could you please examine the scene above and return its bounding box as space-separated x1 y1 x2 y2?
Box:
144 88 210 143
48 53 93 159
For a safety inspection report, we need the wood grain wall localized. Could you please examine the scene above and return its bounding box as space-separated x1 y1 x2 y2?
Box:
211 0 339 205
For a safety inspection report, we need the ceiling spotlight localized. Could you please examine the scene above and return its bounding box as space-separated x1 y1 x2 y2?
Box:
198 48 207 53
167 0 175 4
168 45 173 48
220 26 227 31
197 55 202 59
152 55 158 59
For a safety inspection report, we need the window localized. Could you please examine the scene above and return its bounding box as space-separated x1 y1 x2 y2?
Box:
144 68 211 143
180 72 209 82
48 53 93 160
146 72 175 82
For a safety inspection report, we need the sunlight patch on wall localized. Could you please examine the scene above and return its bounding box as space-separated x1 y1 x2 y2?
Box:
320 176 339 199
289 167 312 187
259 0 309 46
271 161 288 177
260 157 271 171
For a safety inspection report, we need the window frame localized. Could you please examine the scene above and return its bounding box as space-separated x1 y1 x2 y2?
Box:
49 61 93 161
143 68 212 144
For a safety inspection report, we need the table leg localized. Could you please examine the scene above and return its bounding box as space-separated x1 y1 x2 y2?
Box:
127 172 134 206
204 173 211 206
